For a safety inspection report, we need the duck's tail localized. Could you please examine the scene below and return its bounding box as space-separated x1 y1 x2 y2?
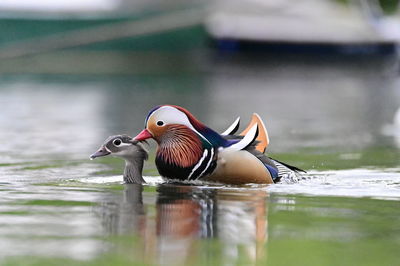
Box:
271 158 306 183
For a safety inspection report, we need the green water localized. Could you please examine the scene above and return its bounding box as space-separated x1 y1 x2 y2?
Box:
1 183 400 266
1 53 400 265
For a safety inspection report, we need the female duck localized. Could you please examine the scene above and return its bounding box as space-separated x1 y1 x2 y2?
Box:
90 135 148 184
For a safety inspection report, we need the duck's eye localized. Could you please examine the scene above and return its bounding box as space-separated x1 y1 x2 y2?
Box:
113 139 122 146
157 120 164 126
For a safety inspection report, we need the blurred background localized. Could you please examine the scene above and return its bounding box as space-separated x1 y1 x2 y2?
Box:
1 0 399 161
1 0 400 265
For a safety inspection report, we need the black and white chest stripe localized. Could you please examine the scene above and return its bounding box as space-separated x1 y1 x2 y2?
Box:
188 147 216 180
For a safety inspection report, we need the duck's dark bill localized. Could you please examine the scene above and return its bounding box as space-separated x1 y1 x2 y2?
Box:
90 148 111 159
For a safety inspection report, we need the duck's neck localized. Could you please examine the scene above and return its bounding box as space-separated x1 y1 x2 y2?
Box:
123 158 145 184
157 125 204 168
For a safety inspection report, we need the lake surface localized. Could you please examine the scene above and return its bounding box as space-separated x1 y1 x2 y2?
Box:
1 52 400 265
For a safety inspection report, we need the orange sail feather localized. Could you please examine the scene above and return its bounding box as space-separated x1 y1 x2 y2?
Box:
240 113 269 153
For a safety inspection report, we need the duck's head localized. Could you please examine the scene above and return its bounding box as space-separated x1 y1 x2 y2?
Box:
90 134 148 161
133 105 207 143
90 135 148 184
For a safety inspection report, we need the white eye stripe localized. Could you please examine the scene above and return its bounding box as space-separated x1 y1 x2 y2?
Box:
148 106 191 128
149 106 211 145
117 143 133 147
112 138 132 148
113 139 122 146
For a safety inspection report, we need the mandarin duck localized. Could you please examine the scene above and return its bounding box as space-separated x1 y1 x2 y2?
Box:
133 105 303 185
90 135 148 184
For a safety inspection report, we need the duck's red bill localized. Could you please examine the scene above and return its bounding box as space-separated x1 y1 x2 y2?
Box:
134 129 152 141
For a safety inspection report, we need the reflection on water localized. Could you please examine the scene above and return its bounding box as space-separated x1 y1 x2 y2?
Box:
97 184 269 265
2 180 400 265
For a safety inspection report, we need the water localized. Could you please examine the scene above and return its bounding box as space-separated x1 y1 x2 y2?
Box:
1 53 400 265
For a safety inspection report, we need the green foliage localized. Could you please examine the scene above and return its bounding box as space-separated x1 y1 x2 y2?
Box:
14 199 95 207
379 0 399 14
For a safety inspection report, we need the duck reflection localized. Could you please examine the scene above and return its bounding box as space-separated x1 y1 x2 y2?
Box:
98 184 145 235
97 184 269 265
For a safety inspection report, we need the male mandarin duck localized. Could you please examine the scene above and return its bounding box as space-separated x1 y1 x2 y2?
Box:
133 105 304 185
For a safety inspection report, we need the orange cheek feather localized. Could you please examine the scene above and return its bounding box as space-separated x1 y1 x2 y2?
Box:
147 122 167 142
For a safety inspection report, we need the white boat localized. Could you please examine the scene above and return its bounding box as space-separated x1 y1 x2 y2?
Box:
205 0 400 54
